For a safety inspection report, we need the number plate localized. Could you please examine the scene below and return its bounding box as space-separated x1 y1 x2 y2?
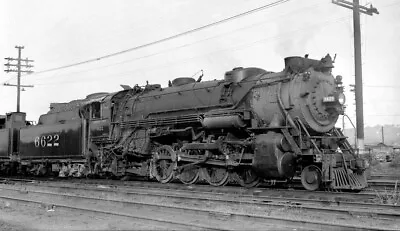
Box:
34 134 60 148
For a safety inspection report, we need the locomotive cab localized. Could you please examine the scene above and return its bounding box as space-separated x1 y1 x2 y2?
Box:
84 94 112 144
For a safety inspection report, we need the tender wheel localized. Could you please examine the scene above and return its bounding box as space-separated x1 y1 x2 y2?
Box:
153 145 177 184
235 168 260 188
301 165 322 191
201 167 229 186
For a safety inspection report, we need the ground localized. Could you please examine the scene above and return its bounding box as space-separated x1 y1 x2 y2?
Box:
0 199 168 231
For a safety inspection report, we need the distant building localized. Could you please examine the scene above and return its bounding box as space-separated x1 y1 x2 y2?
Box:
394 146 400 158
365 143 396 161
365 142 393 154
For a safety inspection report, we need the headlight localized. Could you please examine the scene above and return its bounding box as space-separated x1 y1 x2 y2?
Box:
337 93 346 105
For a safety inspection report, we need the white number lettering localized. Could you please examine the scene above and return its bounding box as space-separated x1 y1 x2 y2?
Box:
34 134 60 148
34 137 40 147
53 134 60 147
40 136 46 147
46 135 53 147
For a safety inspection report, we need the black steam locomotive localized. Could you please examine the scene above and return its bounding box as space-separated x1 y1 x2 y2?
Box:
0 54 367 191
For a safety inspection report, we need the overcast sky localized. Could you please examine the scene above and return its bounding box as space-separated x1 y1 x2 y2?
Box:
1 0 399 128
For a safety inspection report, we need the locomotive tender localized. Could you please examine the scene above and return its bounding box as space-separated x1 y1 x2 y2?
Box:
0 54 368 190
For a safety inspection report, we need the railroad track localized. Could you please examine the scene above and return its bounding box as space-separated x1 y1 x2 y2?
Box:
7 180 400 219
370 174 400 181
71 177 396 203
0 183 337 231
0 179 399 230
2 174 394 193
0 175 391 203
0 177 36 183
368 180 399 191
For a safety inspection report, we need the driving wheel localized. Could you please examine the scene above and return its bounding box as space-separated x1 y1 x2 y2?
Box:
235 168 260 188
153 145 177 183
201 167 229 186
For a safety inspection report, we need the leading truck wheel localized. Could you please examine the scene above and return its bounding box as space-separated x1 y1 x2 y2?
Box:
301 165 322 191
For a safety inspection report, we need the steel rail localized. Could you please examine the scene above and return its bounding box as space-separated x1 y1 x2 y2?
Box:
0 185 389 231
4 182 399 221
0 176 384 201
370 174 400 181
368 180 398 190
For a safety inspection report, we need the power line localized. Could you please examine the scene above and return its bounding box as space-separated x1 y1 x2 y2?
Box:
364 100 400 103
4 0 397 87
25 0 324 83
366 115 400 117
1 76 16 85
84 0 284 47
33 15 351 86
2 5 347 89
364 85 400 88
30 0 289 75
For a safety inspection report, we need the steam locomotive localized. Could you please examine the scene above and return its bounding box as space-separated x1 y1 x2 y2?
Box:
0 54 368 191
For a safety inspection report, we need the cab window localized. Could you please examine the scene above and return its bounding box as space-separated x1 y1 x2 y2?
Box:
91 102 101 119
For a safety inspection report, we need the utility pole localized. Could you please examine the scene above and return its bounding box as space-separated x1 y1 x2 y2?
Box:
349 84 357 148
381 126 384 144
4 46 34 112
332 0 378 153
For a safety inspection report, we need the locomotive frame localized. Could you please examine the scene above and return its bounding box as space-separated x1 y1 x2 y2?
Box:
0 54 368 191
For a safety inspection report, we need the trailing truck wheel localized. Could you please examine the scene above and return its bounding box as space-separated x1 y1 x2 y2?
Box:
153 145 177 184
301 165 322 191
